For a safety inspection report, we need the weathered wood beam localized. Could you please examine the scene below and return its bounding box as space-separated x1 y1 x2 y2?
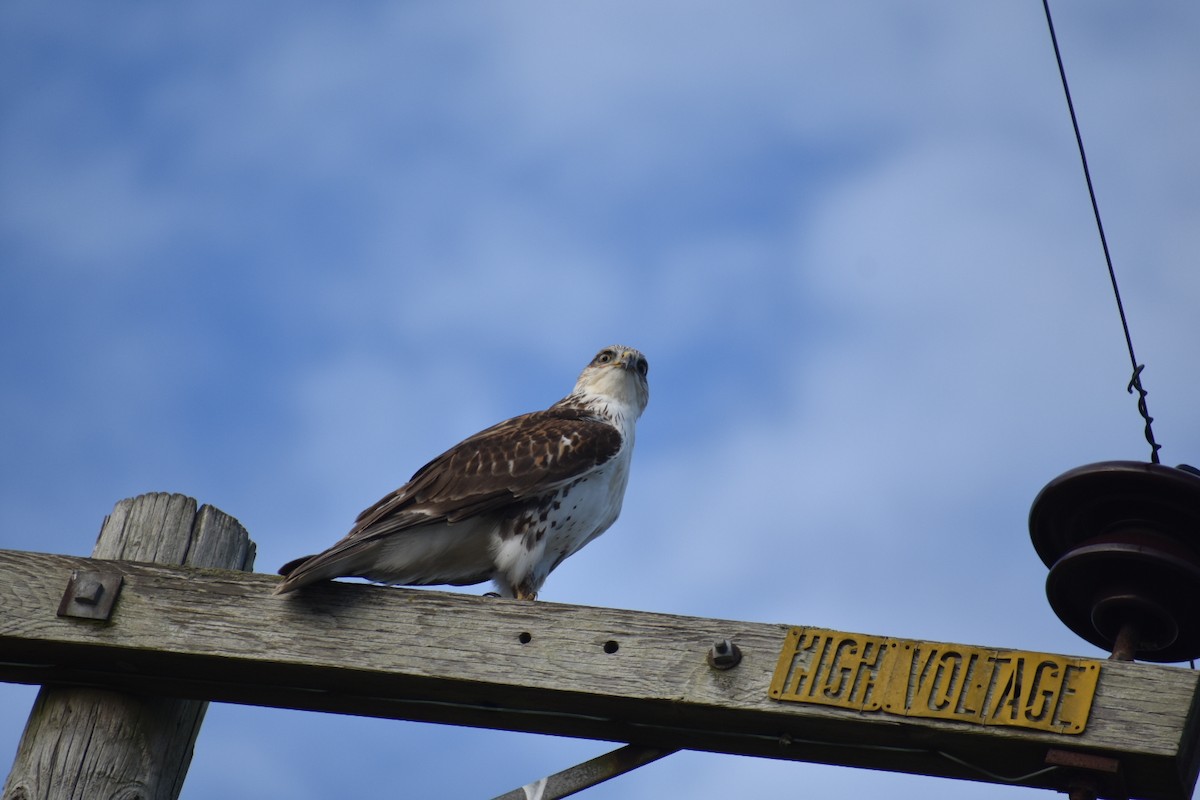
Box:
0 547 1197 800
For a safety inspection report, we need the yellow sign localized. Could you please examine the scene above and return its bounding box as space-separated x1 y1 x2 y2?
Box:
768 627 1100 734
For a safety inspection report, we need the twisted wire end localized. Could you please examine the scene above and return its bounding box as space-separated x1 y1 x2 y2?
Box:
1126 364 1162 464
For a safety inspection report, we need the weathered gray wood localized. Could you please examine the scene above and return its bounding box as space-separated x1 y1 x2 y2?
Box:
3 494 254 800
0 547 1195 800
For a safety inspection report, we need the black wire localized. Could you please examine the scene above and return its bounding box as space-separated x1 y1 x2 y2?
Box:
1041 0 1162 464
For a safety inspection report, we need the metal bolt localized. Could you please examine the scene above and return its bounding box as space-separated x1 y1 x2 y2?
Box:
72 577 105 605
707 639 742 670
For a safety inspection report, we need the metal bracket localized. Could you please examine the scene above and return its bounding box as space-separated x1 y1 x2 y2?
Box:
1045 749 1123 800
57 570 124 621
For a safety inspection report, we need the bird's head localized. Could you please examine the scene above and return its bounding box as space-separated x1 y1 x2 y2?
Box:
573 345 650 419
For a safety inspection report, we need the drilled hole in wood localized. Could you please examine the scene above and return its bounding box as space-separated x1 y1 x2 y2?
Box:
518 631 532 644
603 640 619 654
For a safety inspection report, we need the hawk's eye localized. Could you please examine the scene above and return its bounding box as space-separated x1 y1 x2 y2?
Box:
595 351 614 365
636 358 648 376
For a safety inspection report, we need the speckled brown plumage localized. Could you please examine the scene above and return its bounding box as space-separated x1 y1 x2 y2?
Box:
275 345 649 599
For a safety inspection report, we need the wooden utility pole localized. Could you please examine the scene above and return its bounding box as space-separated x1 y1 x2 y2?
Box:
2 494 1199 800
3 494 254 800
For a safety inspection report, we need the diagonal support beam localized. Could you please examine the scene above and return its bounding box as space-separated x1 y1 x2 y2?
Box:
492 744 677 800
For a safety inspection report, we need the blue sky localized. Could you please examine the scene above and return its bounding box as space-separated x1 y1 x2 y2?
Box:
3 2 1198 797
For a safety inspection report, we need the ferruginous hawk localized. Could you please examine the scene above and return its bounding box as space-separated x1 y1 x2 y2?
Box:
275 345 649 600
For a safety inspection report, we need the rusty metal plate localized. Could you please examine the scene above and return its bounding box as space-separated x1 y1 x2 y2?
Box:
57 569 124 621
769 627 1100 734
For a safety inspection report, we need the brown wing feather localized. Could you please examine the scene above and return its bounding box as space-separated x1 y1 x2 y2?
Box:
353 406 622 539
276 410 624 592
275 405 623 591
274 407 628 594
274 410 624 592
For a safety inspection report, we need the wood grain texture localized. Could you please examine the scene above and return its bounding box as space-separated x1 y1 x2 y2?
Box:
0 538 1196 799
3 494 254 800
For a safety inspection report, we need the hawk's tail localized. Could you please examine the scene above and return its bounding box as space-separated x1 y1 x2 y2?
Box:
273 551 356 595
272 536 386 595
273 554 320 594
